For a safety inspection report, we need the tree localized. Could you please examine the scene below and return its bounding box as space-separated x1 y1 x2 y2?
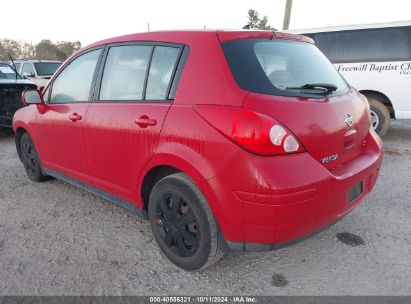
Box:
0 39 81 61
0 39 21 60
20 42 35 59
55 41 81 61
246 9 276 31
35 39 58 60
247 9 260 29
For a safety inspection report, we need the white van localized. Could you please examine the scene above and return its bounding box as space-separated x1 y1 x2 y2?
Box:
287 21 411 136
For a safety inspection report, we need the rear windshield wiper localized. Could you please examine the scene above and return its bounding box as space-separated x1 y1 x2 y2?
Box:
286 83 338 95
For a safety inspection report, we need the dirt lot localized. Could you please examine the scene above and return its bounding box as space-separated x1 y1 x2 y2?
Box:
0 121 410 296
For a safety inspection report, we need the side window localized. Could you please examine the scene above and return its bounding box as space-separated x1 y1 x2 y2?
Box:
313 27 411 62
99 45 151 101
22 63 35 76
145 46 180 100
50 49 100 103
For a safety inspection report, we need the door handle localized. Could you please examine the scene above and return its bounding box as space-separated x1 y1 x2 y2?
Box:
69 113 82 122
135 115 157 128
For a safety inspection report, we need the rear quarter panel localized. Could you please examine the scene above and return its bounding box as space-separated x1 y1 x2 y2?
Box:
140 105 242 239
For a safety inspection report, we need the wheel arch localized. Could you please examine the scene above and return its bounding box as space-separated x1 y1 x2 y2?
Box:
140 164 182 211
359 89 396 119
138 153 225 229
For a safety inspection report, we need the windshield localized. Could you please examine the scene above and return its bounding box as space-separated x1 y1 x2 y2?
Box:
0 63 21 80
222 39 350 98
34 62 61 76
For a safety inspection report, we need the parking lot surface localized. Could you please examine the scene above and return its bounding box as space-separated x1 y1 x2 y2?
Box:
0 121 410 296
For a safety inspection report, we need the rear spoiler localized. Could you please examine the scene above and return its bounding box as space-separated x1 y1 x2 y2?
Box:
217 30 314 44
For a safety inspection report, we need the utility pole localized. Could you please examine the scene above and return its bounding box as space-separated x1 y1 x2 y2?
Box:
282 0 293 30
147 22 150 32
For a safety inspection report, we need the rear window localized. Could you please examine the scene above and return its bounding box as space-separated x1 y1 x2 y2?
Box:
222 39 350 98
0 63 21 79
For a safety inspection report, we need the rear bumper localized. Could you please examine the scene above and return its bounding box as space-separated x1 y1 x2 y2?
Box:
208 130 383 251
225 216 342 252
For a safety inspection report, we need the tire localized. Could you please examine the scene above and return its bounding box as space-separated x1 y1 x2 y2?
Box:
148 172 224 271
368 98 390 137
20 133 48 182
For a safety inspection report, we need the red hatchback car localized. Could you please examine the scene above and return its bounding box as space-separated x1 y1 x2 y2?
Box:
14 30 383 270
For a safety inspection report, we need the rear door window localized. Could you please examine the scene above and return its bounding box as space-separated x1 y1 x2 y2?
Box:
99 45 152 101
145 46 180 100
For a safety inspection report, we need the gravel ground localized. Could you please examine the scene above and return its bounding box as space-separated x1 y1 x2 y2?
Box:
0 121 410 296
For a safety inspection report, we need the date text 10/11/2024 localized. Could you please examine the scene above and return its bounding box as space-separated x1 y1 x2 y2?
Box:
149 296 257 303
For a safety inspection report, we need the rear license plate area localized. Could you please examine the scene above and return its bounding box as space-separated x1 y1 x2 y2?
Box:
348 182 363 203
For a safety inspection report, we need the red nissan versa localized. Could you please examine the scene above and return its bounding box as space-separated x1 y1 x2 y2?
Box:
13 30 383 270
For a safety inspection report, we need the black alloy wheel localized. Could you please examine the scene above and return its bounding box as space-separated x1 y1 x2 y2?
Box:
148 173 223 271
154 192 200 257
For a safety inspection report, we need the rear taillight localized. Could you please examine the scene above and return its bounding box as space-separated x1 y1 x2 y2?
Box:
194 105 305 156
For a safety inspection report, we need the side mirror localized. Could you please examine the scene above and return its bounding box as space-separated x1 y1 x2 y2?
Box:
22 90 44 105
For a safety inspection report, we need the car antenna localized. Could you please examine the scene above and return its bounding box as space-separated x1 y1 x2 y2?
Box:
8 54 18 81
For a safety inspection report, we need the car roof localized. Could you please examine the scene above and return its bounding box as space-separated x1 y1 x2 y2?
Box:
83 30 312 50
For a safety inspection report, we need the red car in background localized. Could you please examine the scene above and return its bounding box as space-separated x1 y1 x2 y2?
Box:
13 30 383 270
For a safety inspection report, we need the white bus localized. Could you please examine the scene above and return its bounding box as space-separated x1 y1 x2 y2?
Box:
288 21 411 136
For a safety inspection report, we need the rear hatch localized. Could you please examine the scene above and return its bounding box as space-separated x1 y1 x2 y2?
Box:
243 91 370 170
221 36 371 170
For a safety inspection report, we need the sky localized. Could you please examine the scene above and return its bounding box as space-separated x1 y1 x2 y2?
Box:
2 0 411 46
